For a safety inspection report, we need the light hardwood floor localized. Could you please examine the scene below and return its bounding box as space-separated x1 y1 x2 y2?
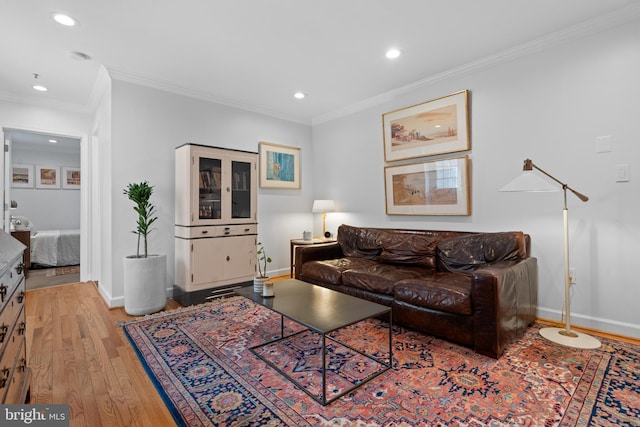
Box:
26 281 181 427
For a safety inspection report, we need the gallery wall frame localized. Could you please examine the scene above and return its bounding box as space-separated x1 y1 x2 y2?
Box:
62 167 81 189
259 141 301 189
11 164 34 188
36 165 60 189
384 155 470 216
382 90 470 162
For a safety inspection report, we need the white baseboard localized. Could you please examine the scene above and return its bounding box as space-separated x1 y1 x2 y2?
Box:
537 307 640 339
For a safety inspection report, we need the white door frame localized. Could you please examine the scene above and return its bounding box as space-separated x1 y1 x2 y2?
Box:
0 125 93 282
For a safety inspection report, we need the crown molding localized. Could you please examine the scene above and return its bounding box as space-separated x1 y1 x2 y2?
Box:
105 67 311 125
311 3 640 126
0 90 93 116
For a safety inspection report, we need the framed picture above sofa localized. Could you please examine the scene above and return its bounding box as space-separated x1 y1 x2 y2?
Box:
382 90 470 162
384 155 470 216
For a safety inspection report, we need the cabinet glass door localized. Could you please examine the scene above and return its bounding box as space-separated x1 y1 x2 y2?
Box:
231 160 252 219
199 157 222 220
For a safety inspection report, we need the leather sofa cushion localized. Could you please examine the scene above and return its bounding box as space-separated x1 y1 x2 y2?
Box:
437 231 526 274
394 274 472 315
301 257 377 285
378 232 440 268
338 225 383 259
342 263 430 295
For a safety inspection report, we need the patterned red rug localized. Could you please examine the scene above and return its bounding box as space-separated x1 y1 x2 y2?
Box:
122 296 639 426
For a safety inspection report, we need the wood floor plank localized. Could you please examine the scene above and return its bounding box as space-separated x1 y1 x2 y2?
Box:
26 282 177 427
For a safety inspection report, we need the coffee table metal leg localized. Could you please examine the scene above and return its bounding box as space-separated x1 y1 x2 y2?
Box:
322 333 327 405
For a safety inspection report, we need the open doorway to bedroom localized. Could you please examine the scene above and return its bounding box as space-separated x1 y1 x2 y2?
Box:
6 129 81 290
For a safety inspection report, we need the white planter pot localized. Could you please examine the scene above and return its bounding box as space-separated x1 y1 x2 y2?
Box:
124 254 167 315
253 276 269 293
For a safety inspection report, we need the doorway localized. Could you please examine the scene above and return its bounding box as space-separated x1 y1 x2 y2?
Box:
4 128 82 289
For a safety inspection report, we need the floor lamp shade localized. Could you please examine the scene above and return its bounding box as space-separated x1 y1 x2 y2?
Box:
500 159 600 349
312 199 335 237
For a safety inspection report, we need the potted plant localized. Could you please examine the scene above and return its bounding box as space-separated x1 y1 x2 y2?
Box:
123 181 167 315
254 241 272 293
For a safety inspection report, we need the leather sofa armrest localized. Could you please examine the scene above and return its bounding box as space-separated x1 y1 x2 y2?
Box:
471 257 538 358
294 243 344 279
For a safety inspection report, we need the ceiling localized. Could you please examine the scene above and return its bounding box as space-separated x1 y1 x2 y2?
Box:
1 1 639 125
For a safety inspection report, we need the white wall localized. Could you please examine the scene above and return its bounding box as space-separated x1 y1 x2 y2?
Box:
106 80 313 306
11 144 81 230
312 20 640 337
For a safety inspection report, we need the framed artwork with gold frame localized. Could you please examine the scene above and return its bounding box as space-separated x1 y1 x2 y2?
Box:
384 155 470 215
259 141 301 189
382 90 470 162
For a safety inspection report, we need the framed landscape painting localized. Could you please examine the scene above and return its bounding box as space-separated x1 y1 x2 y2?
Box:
382 90 470 162
384 155 470 216
259 141 300 189
62 167 81 189
36 165 60 189
11 164 34 188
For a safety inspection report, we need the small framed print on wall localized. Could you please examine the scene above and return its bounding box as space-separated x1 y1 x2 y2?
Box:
384 155 470 216
11 164 34 188
259 141 301 189
36 165 60 189
382 90 470 162
62 167 81 189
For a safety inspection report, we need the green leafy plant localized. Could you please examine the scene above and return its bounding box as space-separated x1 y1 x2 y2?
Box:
124 181 158 258
256 242 272 278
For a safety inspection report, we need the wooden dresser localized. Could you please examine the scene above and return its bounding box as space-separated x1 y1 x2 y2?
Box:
0 230 30 403
10 230 30 278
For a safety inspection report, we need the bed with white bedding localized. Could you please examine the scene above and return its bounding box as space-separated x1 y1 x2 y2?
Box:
30 229 80 267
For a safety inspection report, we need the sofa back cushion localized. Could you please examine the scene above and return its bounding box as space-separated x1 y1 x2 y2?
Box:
337 224 383 259
436 231 527 274
337 224 467 269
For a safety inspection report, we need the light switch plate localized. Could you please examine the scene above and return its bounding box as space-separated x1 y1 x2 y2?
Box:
616 164 630 182
596 135 612 153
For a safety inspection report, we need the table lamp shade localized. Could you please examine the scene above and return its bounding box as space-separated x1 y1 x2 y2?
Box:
312 200 335 213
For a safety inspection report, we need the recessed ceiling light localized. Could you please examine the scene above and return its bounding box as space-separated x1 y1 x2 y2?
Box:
294 92 306 99
33 85 48 92
49 139 58 144
386 48 401 59
52 13 78 27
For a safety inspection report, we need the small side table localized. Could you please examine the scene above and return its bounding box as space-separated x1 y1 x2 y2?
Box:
290 238 336 278
11 229 30 278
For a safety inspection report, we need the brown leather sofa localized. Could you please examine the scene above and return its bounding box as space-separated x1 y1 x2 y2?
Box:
294 224 537 358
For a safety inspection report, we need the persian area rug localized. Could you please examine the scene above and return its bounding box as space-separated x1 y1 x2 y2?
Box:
122 296 639 426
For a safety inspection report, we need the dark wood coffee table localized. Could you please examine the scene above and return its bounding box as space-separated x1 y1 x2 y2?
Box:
236 278 392 405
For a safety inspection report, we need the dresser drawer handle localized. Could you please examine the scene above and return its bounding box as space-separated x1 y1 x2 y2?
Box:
16 262 25 275
201 230 208 234
18 291 25 304
0 284 6 302
0 324 7 343
18 322 26 335
0 368 9 389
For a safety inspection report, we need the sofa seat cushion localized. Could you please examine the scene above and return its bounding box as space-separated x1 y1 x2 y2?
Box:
301 257 377 285
342 264 430 295
394 273 472 315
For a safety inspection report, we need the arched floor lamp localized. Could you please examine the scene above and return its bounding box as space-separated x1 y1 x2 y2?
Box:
500 159 600 349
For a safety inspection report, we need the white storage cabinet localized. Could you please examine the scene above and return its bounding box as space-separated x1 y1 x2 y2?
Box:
174 144 257 305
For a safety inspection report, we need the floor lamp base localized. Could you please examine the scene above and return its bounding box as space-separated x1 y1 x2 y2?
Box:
539 327 601 349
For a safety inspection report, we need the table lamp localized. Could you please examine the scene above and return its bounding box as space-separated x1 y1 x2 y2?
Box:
312 199 335 237
500 159 600 349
